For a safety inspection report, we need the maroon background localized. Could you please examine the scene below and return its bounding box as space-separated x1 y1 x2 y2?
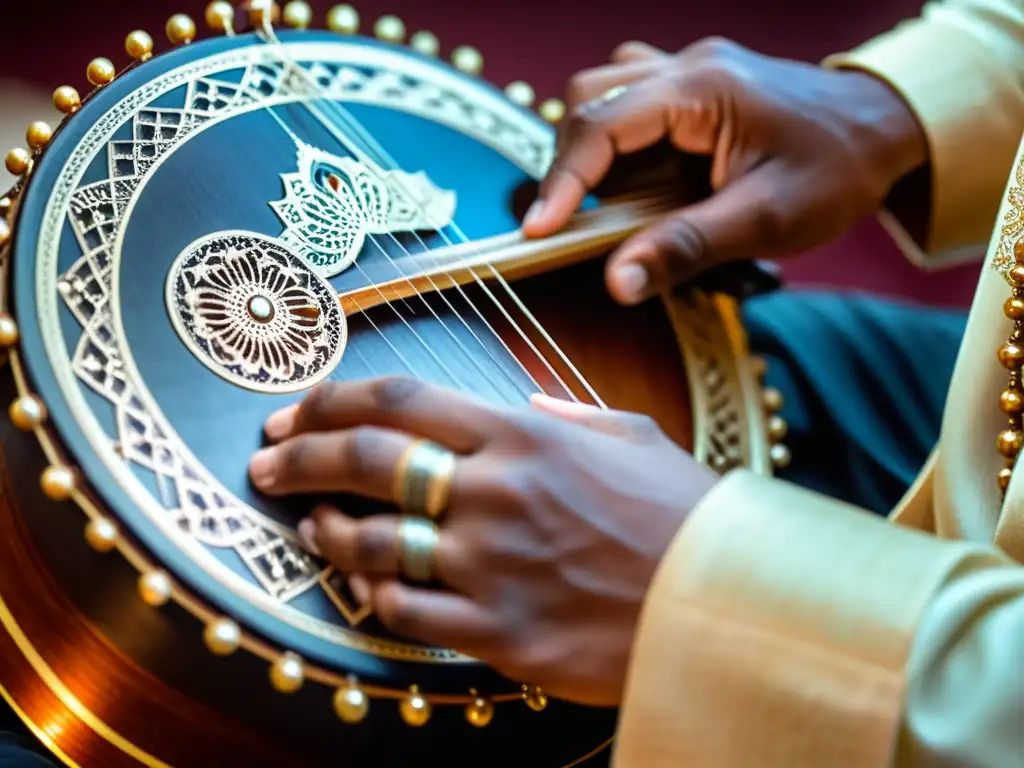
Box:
0 0 980 309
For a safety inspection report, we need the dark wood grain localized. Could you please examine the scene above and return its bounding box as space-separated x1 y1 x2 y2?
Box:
0 450 301 768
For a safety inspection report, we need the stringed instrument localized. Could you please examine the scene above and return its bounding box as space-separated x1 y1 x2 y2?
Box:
0 3 790 765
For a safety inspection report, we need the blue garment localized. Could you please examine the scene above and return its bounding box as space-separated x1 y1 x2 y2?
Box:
742 290 968 515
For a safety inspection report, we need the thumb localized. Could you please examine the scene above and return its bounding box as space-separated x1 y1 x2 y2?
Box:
530 394 657 440
605 163 797 305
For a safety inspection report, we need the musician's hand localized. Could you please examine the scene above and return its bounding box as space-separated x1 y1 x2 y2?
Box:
248 378 718 707
523 39 928 305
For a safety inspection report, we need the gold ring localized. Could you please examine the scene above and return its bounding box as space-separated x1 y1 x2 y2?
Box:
598 84 629 103
397 517 440 583
392 439 457 520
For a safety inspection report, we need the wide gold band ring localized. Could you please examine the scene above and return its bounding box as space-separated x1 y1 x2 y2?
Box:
396 516 440 583
392 439 457 520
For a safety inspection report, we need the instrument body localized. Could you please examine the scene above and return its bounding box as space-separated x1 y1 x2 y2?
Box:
0 25 776 767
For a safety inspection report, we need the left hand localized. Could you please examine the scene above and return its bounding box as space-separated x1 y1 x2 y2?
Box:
248 377 718 707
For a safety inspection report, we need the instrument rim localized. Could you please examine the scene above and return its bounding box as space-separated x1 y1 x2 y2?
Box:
7 28 558 693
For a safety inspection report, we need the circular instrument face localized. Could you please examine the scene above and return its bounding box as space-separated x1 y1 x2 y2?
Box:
12 29 572 697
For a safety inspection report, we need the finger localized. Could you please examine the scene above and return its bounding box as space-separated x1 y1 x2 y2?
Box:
609 41 671 64
564 59 662 112
263 377 501 452
524 75 718 238
371 580 502 654
301 506 466 584
605 164 797 304
530 394 659 441
252 425 459 501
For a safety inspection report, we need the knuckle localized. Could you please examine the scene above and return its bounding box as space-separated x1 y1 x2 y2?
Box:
659 218 710 273
354 522 394 570
369 375 422 411
691 36 740 63
275 437 311 483
341 427 379 484
622 412 660 439
299 382 339 424
491 464 542 510
751 199 795 246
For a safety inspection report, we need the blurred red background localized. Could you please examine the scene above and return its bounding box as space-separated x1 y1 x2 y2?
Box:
0 0 980 309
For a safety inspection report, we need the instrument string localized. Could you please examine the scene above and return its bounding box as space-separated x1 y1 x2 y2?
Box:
253 21 592 404
262 90 539 401
301 95 589 405
262 108 454 386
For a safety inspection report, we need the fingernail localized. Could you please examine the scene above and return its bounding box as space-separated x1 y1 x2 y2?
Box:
530 393 599 414
297 517 322 556
349 574 372 606
265 404 298 442
614 263 649 303
249 448 277 488
523 199 545 228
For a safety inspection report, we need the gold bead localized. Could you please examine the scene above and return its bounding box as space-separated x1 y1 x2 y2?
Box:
1010 265 1024 286
165 14 197 45
522 684 548 712
269 652 305 693
767 414 788 442
998 429 1023 458
374 15 406 43
138 570 173 607
205 1 235 31
40 465 76 501
762 387 784 412
538 98 566 124
998 466 1014 492
399 687 431 727
282 1 312 28
1016 240 1024 265
84 517 119 553
505 81 535 107
1001 389 1024 414
248 0 281 27
333 680 369 723
750 355 767 378
203 617 242 656
86 58 116 87
451 45 483 75
998 342 1024 369
53 86 82 115
1005 297 1024 320
769 443 792 469
0 220 9 249
125 30 154 62
26 121 52 151
5 148 31 176
465 695 494 727
409 30 439 56
326 4 359 34
9 395 46 431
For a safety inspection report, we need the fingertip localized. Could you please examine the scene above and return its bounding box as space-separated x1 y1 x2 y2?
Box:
264 403 299 442
530 393 601 420
297 516 323 557
606 249 652 305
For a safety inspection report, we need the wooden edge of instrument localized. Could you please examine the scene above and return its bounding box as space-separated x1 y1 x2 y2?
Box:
661 289 774 477
0 458 296 768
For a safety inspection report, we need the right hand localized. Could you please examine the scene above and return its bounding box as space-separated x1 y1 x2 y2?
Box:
522 39 929 305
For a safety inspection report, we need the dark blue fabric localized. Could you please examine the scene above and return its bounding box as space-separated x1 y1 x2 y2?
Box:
742 290 968 516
